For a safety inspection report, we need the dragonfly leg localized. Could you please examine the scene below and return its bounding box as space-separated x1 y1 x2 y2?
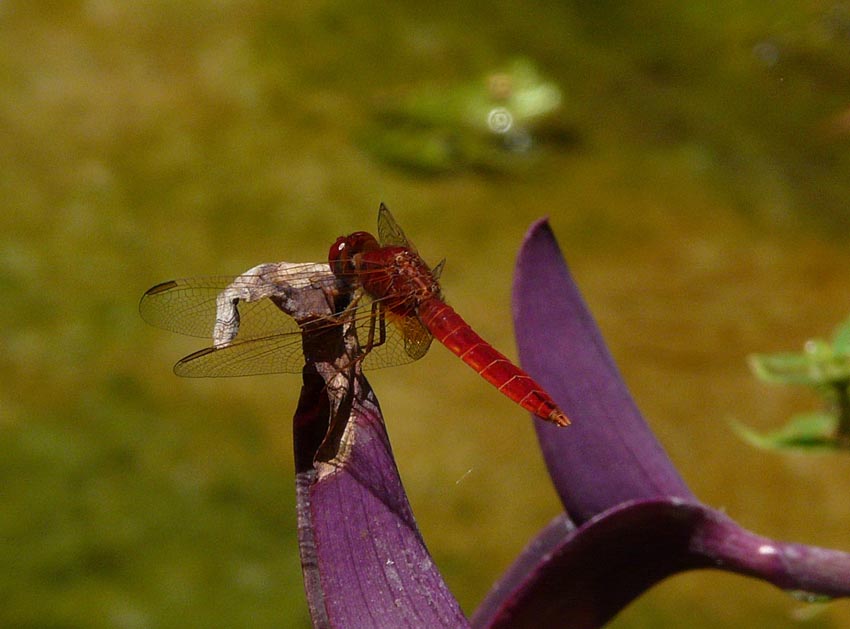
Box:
315 285 366 328
362 301 388 354
377 305 387 347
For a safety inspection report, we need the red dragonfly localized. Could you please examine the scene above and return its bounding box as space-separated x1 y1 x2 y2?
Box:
140 204 569 426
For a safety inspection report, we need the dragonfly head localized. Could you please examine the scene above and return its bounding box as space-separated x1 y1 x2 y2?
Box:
329 231 380 277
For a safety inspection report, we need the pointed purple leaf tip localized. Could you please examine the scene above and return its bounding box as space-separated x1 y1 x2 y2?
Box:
513 218 694 522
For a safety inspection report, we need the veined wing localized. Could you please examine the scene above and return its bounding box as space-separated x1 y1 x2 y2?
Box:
175 331 312 376
142 270 435 377
377 202 414 249
377 203 444 279
171 304 433 377
390 311 433 362
139 262 332 341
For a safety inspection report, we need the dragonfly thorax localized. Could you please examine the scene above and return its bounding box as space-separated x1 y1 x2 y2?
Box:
359 246 442 317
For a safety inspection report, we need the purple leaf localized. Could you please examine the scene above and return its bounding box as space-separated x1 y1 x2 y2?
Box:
470 218 850 627
512 218 694 522
473 497 850 628
293 363 467 628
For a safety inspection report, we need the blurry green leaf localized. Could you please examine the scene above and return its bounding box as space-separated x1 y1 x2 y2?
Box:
731 413 840 452
832 316 850 355
387 58 562 133
748 345 850 387
359 126 458 174
363 58 575 175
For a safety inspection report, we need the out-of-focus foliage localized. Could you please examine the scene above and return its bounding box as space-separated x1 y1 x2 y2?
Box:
360 58 578 174
737 316 850 451
750 318 850 386
733 413 840 451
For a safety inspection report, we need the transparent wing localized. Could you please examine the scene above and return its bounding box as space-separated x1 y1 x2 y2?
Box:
139 262 332 340
141 271 434 377
376 203 446 280
377 202 414 249
432 258 446 280
140 277 299 340
170 306 431 377
175 333 311 376
393 312 434 361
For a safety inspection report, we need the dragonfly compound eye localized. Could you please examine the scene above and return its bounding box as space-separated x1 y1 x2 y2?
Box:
328 232 380 276
328 236 348 269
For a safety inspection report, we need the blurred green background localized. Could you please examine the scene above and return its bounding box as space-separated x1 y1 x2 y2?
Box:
4 1 850 627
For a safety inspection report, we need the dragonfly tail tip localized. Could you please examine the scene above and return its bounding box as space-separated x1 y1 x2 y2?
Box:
547 409 571 427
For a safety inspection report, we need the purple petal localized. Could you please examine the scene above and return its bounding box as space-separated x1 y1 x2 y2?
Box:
294 366 468 628
512 218 694 522
472 497 850 628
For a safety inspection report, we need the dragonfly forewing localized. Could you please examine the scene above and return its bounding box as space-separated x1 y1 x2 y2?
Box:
139 262 333 340
377 203 413 249
141 258 435 376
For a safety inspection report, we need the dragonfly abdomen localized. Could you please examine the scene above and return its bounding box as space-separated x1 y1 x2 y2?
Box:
418 298 569 426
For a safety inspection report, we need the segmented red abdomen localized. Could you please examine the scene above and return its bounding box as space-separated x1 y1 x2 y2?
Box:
418 298 569 426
